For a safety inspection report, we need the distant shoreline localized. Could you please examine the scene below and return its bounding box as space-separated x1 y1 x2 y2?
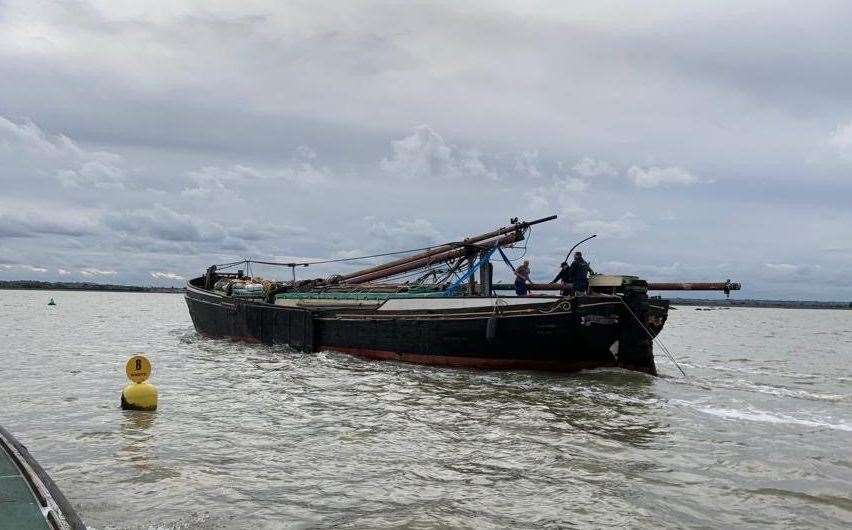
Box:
0 280 183 294
668 298 851 310
1 281 849 308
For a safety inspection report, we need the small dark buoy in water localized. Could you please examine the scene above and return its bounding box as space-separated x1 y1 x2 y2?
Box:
121 354 158 411
47 297 56 306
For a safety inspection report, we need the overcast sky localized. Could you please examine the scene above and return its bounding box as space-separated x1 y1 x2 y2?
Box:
1 1 851 300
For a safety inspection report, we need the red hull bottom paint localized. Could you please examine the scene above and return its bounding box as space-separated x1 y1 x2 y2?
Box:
323 346 617 372
197 333 616 372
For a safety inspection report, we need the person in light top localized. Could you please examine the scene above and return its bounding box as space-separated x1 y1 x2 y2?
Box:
514 260 531 295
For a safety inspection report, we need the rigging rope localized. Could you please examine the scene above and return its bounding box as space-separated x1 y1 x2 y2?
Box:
214 259 248 269
496 246 517 273
216 226 530 273
214 226 531 295
619 300 687 377
214 242 471 270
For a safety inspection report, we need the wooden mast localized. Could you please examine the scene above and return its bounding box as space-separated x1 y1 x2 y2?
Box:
343 231 525 284
338 215 556 285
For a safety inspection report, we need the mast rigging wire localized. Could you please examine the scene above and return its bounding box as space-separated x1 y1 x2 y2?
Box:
619 300 687 377
214 242 473 270
214 225 532 272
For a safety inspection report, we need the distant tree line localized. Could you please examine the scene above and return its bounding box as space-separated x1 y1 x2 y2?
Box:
0 280 183 293
670 298 852 310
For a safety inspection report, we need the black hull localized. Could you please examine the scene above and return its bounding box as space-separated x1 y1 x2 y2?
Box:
185 280 663 375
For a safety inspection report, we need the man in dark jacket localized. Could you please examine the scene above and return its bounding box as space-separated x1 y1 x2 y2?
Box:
552 261 570 294
554 252 594 293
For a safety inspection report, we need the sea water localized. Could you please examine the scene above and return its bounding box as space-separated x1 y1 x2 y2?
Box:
1 290 850 528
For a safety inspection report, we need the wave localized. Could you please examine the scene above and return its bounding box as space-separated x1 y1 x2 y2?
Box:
703 362 823 381
712 379 848 403
691 404 852 432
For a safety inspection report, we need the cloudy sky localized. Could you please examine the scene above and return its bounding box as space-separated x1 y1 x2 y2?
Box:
1 0 851 300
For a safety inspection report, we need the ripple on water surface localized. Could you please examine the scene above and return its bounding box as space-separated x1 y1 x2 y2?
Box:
0 291 850 528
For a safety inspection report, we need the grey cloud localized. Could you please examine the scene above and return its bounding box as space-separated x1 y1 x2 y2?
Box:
0 116 83 158
236 222 306 241
57 160 126 189
571 158 617 179
219 238 250 252
574 214 644 240
0 263 48 273
829 121 852 156
182 160 329 198
627 166 700 188
0 1 848 172
0 208 99 238
380 125 497 180
365 217 443 249
102 205 301 251
150 271 184 281
103 205 225 242
513 151 542 180
79 268 117 277
1 2 851 298
112 236 203 255
0 116 127 190
764 263 823 279
522 174 637 238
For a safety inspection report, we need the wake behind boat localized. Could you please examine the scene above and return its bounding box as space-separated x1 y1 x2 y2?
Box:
185 216 739 375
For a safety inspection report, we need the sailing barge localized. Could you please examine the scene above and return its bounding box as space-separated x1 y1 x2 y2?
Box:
185 216 738 375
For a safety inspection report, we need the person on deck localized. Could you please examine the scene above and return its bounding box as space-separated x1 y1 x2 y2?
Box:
570 252 595 293
559 252 595 294
552 261 571 295
514 260 531 296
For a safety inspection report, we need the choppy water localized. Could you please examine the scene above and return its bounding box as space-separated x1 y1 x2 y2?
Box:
1 290 850 529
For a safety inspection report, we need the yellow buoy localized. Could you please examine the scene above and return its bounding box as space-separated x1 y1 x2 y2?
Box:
121 354 158 411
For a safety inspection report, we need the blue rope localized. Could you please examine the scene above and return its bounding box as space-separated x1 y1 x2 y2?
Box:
444 248 496 296
496 246 517 273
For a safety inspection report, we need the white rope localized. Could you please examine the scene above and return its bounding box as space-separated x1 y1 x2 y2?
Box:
620 299 687 377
